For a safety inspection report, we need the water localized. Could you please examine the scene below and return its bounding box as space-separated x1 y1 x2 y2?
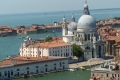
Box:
0 9 120 27
0 9 120 80
13 67 91 80
0 32 62 60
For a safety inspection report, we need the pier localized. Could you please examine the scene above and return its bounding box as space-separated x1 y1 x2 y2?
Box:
68 58 112 69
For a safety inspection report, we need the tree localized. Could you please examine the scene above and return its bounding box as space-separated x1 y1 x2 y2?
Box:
45 36 52 42
72 43 84 60
40 24 45 27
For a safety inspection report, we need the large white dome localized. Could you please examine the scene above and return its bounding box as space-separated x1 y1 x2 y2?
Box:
77 15 96 29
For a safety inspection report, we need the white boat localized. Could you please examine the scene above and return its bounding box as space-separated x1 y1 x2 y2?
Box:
68 68 77 71
87 69 91 70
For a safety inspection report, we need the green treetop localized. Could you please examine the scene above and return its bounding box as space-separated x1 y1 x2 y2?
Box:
72 43 84 59
45 36 52 42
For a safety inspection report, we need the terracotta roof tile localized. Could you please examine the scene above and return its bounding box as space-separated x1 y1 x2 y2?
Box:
28 37 71 48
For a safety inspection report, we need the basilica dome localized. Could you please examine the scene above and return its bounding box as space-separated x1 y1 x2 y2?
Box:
77 15 96 29
68 22 77 31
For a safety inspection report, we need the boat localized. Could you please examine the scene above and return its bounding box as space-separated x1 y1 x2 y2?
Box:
26 36 29 39
79 67 86 71
68 68 77 71
19 36 25 39
50 70 57 73
86 69 91 70
44 72 50 74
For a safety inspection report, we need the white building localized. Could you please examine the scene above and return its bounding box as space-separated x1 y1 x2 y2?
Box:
0 56 68 79
20 37 73 59
0 37 70 79
62 1 105 60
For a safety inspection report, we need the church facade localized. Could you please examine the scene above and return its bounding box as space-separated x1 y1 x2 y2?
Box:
62 2 105 60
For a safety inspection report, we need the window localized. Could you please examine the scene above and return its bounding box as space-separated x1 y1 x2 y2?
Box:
36 66 39 68
26 67 29 69
4 71 7 76
84 34 87 41
0 72 1 77
17 69 20 71
60 62 62 67
11 70 13 75
85 46 90 49
88 34 90 40
106 74 108 77
45 65 48 67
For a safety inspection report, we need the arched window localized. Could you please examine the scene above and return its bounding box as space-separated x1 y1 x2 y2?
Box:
4 71 7 76
17 69 20 71
26 67 29 69
45 65 48 67
88 34 90 40
36 66 39 68
11 70 13 75
85 46 90 49
0 72 1 77
84 34 87 41
60 62 62 67
66 53 67 57
55 54 57 56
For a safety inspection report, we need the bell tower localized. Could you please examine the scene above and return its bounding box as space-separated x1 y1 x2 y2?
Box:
62 16 68 41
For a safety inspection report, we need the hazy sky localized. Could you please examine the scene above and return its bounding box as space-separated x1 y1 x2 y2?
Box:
0 0 119 14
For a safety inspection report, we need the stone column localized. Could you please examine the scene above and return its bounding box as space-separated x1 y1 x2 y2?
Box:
96 45 98 58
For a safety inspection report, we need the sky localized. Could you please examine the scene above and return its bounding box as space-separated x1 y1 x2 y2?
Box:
0 0 119 14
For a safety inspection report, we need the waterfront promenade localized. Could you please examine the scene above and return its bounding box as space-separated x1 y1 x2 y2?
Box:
69 58 112 68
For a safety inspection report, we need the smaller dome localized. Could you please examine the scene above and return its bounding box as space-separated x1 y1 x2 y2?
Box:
68 22 77 31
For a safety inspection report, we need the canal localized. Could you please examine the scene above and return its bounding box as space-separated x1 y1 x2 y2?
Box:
13 66 91 80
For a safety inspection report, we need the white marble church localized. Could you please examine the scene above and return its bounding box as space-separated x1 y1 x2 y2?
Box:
62 1 105 60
